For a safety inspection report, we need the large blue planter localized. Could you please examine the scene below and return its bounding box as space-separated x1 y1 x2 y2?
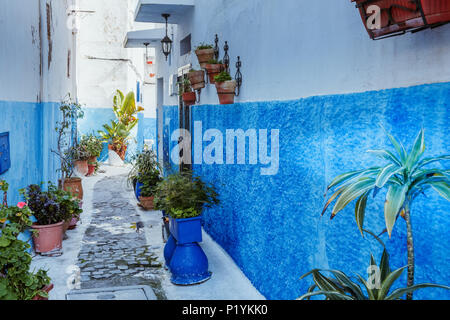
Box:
164 234 177 267
169 216 202 245
169 243 211 285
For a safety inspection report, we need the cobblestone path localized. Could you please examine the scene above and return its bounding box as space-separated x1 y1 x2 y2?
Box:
76 173 166 299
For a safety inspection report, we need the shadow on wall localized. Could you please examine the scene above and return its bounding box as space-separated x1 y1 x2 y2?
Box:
161 82 450 300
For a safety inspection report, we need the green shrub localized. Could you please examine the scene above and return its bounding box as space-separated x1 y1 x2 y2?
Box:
129 149 162 197
79 134 103 158
154 171 219 219
214 71 232 83
196 43 213 50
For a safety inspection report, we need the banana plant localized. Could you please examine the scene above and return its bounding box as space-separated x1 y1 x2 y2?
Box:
113 90 144 128
298 247 449 300
322 128 449 300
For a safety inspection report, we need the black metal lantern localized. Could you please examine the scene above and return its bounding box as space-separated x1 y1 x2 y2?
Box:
161 14 172 61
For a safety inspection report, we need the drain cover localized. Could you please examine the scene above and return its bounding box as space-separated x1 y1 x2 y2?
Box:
66 285 157 300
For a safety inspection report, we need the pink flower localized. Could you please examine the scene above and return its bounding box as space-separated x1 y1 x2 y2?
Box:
17 202 27 209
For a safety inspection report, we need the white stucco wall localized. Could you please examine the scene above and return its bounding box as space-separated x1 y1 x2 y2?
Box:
151 0 450 106
0 0 75 103
76 0 157 117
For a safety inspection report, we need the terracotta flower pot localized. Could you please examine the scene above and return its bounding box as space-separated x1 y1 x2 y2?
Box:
108 144 127 161
32 284 54 300
74 160 89 176
59 177 83 200
187 70 206 90
205 64 224 84
215 80 237 105
31 222 64 254
86 164 96 176
139 196 155 210
352 0 450 39
182 92 196 107
62 219 70 234
195 48 215 68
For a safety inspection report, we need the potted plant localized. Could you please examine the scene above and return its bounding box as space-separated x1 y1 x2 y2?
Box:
322 128 449 300
98 90 143 161
154 171 219 244
72 143 90 176
179 79 196 107
187 69 205 91
23 184 81 255
194 43 215 69
52 95 85 200
0 207 52 300
214 71 237 105
79 134 103 176
128 149 162 210
205 59 224 84
352 0 450 40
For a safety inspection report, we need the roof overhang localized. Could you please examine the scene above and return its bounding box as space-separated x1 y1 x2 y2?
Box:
134 0 194 23
123 28 165 48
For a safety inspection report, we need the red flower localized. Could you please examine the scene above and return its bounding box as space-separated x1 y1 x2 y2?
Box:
17 202 27 209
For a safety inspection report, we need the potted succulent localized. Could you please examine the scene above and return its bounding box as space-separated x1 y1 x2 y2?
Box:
0 206 52 300
23 184 81 255
154 171 219 244
128 149 162 210
52 95 84 200
79 134 103 176
98 90 143 161
179 79 196 107
214 71 237 105
187 69 205 91
194 43 215 69
205 59 224 84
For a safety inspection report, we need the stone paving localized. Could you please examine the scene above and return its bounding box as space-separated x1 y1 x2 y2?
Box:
76 173 166 299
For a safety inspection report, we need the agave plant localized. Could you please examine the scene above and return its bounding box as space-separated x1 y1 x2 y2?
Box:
322 128 449 299
298 246 449 300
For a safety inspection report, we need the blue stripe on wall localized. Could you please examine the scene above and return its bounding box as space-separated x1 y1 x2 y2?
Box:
162 82 450 300
0 100 60 205
162 105 180 175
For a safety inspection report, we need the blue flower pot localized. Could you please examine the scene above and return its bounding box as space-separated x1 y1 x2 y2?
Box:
169 216 202 245
169 243 211 285
135 180 144 201
164 234 177 267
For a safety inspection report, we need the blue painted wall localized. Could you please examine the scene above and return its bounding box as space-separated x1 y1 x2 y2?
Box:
0 100 60 205
161 82 450 300
136 113 157 152
162 105 180 175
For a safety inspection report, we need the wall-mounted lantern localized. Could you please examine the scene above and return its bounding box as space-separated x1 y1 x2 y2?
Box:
161 14 173 60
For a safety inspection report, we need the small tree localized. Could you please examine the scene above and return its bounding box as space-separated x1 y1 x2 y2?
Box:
322 128 449 300
52 95 84 189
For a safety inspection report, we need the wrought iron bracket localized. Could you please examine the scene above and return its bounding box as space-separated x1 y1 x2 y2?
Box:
223 41 230 74
214 34 220 61
195 89 202 104
235 56 242 97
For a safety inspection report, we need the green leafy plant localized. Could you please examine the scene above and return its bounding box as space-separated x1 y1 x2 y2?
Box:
0 203 51 300
298 247 449 300
322 128 449 299
98 90 143 157
178 78 192 96
128 149 162 197
214 71 232 83
79 134 103 158
196 43 213 50
71 143 90 161
52 95 84 187
154 171 219 219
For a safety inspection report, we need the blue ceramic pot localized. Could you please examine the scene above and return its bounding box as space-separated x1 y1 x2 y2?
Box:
169 216 202 245
169 242 211 285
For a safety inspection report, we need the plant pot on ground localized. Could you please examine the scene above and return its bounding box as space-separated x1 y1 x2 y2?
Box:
214 72 237 105
187 69 205 90
59 177 83 200
128 149 162 210
205 59 224 84
79 134 103 176
194 44 215 69
24 184 82 255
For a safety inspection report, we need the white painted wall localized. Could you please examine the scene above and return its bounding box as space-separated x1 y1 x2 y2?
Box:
76 0 157 117
0 0 75 103
150 0 450 106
